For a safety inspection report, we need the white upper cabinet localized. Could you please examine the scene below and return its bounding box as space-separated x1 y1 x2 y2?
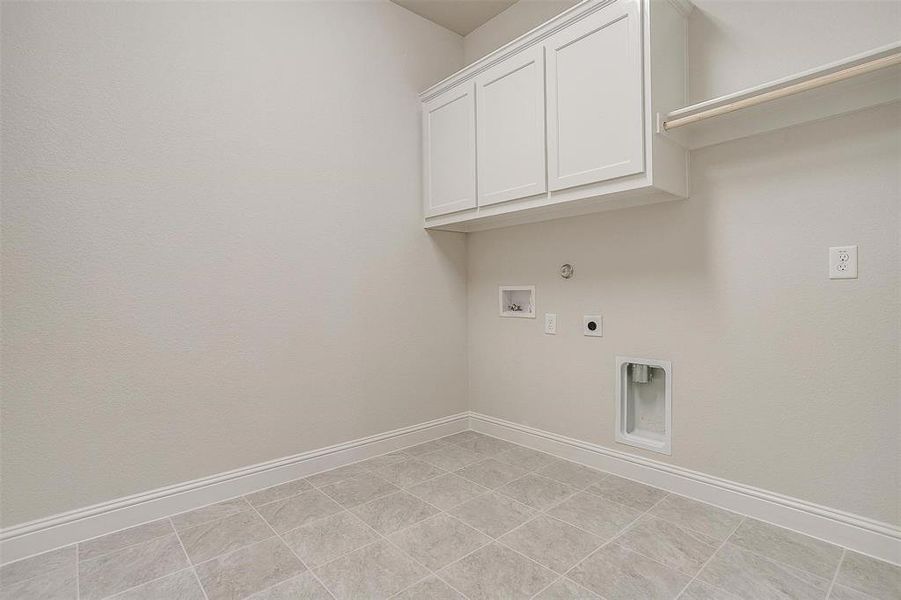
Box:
476 45 547 207
545 0 644 191
421 0 690 231
422 82 477 218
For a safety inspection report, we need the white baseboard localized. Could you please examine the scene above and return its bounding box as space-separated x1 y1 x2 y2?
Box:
469 412 901 565
0 412 469 565
5 411 898 567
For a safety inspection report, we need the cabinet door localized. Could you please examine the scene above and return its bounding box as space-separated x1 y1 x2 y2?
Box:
476 45 547 206
422 83 477 218
545 0 644 191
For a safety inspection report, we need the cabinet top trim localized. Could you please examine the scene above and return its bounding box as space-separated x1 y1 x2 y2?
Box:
419 0 692 102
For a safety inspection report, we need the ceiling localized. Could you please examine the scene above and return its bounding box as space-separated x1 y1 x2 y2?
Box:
391 0 518 36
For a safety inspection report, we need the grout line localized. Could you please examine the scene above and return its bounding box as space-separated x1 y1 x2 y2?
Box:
349 504 476 600
75 526 179 565
639 496 747 544
673 516 746 599
169 519 210 600
525 493 672 599
97 567 200 600
715 527 844 589
385 573 435 599
189 567 210 600
77 532 180 567
168 517 196 567
170 495 253 528
174 505 264 539
246 502 338 600
75 545 81 600
404 475 493 512
427 469 663 600
243 480 317 507
824 548 847 599
317 448 502 600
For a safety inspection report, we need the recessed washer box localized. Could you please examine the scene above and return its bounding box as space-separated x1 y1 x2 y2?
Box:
615 356 672 455
498 286 535 318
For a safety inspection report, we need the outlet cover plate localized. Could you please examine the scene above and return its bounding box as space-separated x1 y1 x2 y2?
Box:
829 245 858 279
583 315 603 337
544 313 557 335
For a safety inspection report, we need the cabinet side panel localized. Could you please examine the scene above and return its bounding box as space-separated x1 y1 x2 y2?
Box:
647 0 688 196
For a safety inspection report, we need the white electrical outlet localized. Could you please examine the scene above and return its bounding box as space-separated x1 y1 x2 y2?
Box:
583 315 603 337
544 313 557 335
829 245 858 279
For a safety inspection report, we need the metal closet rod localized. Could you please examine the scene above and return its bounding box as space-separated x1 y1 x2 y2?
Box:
663 50 901 131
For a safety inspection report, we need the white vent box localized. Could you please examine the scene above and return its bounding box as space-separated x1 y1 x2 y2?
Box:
498 286 535 318
615 356 672 455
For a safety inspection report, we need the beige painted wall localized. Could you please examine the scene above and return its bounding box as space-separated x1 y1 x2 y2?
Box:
465 1 901 525
1 0 466 527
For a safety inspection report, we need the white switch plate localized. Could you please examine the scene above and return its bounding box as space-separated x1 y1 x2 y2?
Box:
544 313 557 335
829 245 858 279
583 315 603 337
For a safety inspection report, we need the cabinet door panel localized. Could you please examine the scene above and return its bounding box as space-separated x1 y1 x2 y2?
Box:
546 0 644 191
476 46 547 207
423 83 476 217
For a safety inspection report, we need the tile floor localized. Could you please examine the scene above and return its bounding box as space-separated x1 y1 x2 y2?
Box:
1 431 899 600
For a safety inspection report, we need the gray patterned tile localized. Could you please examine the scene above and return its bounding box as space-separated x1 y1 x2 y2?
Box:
79 519 174 561
546 491 642 539
829 583 881 600
439 543 556 600
358 452 410 471
375 459 445 488
79 534 189 600
569 543 691 600
194 537 305 600
110 569 205 599
0 566 76 600
499 515 604 574
256 489 344 533
391 575 464 600
497 474 577 510
246 572 333 600
406 474 488 510
448 492 536 538
441 431 483 446
245 479 314 508
179 509 272 564
835 551 901 600
729 519 842 580
494 446 558 471
534 578 602 599
448 434 517 456
172 498 251 532
454 458 530 489
389 513 491 570
649 495 742 541
0 545 75 587
306 463 372 488
419 446 483 471
679 580 741 599
321 472 399 508
697 542 831 600
616 515 720 575
314 540 428 600
350 491 438 535
282 511 378 568
402 439 452 457
537 460 607 489
587 475 667 511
